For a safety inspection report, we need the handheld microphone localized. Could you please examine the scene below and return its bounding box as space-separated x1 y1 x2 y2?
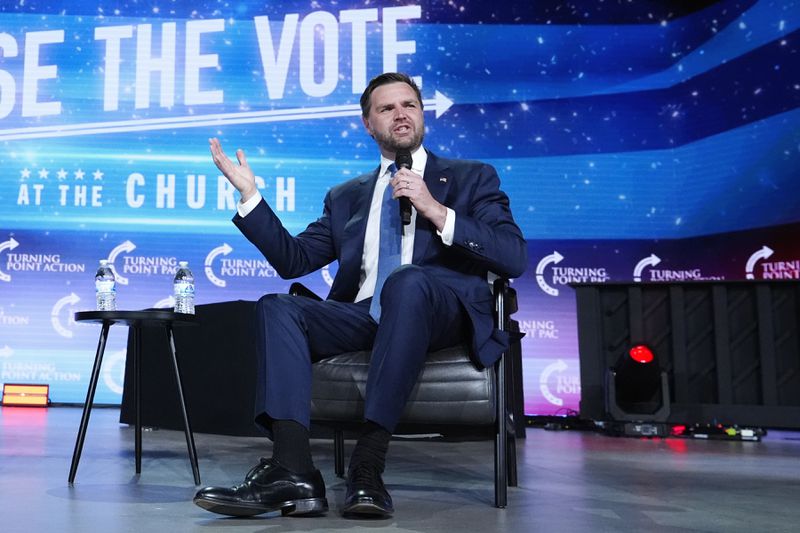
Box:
395 148 413 226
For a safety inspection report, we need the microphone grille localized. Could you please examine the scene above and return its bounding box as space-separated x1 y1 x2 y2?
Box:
395 149 413 169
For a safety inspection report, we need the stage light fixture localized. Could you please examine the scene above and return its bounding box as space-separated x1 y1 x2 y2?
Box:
605 343 670 426
1 383 50 407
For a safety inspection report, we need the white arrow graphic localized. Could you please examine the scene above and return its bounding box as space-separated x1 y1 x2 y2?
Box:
0 237 20 282
0 345 13 358
746 245 774 279
633 253 661 282
107 240 136 285
540 359 568 406
205 243 233 288
0 237 19 253
153 296 175 309
432 91 454 118
0 91 454 142
535 251 564 297
51 292 80 338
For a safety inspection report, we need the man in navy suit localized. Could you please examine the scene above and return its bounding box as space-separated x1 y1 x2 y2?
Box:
194 72 527 519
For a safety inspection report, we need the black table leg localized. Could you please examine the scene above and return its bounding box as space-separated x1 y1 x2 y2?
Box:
68 321 110 484
166 325 201 485
134 325 142 474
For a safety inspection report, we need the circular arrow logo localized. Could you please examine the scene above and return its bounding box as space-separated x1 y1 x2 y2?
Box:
0 237 20 282
205 243 233 287
539 359 568 406
746 245 774 280
633 253 661 282
535 251 564 296
51 292 80 338
107 240 136 285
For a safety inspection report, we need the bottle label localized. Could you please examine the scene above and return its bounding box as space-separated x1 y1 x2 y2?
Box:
174 281 195 296
96 280 115 292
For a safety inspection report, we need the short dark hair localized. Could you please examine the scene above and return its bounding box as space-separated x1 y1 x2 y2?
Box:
360 73 423 117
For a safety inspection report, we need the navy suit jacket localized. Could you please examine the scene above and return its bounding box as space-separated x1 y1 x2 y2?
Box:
234 150 527 368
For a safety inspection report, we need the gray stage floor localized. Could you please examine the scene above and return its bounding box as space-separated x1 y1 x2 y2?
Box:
1 406 799 532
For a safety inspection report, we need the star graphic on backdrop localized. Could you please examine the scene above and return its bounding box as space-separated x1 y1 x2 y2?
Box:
20 168 31 179
57 168 68 180
38 168 49 179
92 169 104 181
74 169 85 180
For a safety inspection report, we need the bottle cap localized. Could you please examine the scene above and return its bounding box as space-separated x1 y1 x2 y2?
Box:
179 260 189 267
99 259 108 265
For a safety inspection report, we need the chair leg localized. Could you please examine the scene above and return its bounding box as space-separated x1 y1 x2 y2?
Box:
68 321 110 484
507 432 518 487
334 429 345 478
494 354 508 508
493 280 510 508
505 348 519 488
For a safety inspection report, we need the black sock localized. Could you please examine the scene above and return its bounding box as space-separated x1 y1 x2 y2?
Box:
349 420 391 473
271 419 315 474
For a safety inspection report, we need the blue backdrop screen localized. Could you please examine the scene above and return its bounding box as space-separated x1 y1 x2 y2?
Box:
1 1 798 412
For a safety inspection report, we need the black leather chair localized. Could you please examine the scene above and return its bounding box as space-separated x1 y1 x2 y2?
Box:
293 278 523 508
119 282 524 508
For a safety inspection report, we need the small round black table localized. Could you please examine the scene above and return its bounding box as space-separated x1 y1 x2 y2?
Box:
69 310 200 485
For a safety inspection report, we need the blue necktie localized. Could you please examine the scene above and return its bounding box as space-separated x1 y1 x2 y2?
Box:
369 164 402 322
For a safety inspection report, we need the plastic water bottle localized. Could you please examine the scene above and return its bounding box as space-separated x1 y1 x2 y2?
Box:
95 259 116 311
173 261 195 314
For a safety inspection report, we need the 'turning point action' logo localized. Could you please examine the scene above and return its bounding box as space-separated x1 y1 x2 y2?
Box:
204 243 279 287
0 237 20 282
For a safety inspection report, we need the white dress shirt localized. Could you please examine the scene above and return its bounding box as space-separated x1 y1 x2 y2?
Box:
237 145 455 301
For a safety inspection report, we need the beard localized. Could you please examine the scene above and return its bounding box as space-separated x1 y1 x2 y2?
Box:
372 125 424 154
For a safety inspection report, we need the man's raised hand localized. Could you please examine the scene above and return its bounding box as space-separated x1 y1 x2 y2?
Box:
209 137 258 202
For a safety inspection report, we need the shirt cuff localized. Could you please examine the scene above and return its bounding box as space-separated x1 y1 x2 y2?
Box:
237 192 262 218
437 207 456 246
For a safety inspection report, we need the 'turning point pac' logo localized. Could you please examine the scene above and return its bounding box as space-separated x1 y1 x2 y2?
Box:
535 251 609 297
106 240 136 285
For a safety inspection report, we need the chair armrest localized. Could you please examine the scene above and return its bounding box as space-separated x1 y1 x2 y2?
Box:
492 278 520 329
289 282 323 301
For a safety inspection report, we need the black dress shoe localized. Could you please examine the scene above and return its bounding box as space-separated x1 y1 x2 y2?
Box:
193 458 328 517
342 462 394 518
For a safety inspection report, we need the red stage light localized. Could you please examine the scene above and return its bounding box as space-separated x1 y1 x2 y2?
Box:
671 424 687 436
629 344 654 364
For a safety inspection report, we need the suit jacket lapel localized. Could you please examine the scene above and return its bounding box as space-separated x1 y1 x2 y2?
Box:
340 168 378 284
413 151 452 264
